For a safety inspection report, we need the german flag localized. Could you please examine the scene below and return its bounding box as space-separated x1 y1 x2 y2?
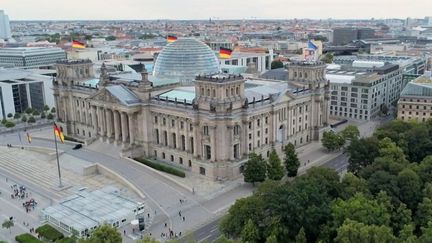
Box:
167 35 177 43
219 47 232 59
72 40 85 49
54 123 64 143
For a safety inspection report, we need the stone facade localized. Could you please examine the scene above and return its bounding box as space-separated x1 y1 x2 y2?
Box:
53 60 329 180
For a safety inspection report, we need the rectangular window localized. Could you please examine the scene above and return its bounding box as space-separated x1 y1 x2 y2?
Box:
205 145 211 160
203 126 209 135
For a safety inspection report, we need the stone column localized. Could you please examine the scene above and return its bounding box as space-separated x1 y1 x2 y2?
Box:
185 121 190 152
241 120 248 158
128 113 135 145
91 106 97 131
228 125 234 161
106 109 112 140
113 110 120 142
193 122 199 158
121 112 128 144
96 106 102 136
211 126 216 162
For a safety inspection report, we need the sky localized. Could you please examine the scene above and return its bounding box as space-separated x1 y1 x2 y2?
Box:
2 0 432 20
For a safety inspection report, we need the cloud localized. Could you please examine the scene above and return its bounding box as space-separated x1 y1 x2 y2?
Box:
2 0 431 20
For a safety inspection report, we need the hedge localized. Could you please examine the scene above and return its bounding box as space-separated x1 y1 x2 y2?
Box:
134 158 186 178
35 224 64 241
15 233 42 243
56 237 77 243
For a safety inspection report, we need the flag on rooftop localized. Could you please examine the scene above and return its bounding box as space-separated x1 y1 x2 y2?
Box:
307 40 318 50
167 35 177 43
54 123 64 143
219 47 233 59
72 40 85 49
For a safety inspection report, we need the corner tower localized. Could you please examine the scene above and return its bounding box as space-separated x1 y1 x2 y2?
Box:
287 61 330 140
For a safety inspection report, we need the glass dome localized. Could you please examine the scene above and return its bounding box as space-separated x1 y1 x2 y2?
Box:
152 38 220 83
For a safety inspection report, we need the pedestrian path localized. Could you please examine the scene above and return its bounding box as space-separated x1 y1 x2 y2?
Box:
0 146 135 201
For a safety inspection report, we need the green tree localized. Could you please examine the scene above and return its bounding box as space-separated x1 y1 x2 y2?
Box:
243 153 267 185
241 219 260 243
47 113 54 120
347 137 380 175
340 125 360 141
25 107 33 114
321 53 334 64
2 219 14 234
419 221 432 243
322 131 345 152
416 197 432 228
397 168 422 210
283 143 300 177
51 107 56 113
334 219 395 243
266 149 284 180
214 235 237 243
43 105 50 111
105 35 116 41
84 35 92 41
270 60 284 69
13 113 21 119
21 115 27 122
295 227 307 243
86 224 121 243
41 112 46 119
340 173 369 199
136 235 159 243
265 234 278 243
391 203 412 237
7 113 12 118
331 193 391 227
27 116 36 123
398 224 417 243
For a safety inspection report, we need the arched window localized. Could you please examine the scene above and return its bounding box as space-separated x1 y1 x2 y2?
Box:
294 72 297 78
299 72 302 78
226 88 229 97
207 89 210 96
212 89 216 97
231 88 234 95
236 87 239 95
201 87 204 95
304 72 307 78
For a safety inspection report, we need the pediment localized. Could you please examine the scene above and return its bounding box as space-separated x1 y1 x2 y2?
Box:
88 88 122 105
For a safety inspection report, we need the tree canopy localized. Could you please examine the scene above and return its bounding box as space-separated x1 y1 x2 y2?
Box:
220 119 432 242
270 60 284 69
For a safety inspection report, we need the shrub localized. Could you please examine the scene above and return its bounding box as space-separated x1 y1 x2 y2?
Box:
56 237 77 243
25 107 33 114
32 110 40 116
7 113 12 118
14 113 21 119
35 224 64 241
134 158 186 177
63 135 84 144
1 119 6 125
47 113 54 120
51 107 56 113
15 233 42 243
41 112 46 119
21 115 27 122
4 121 15 128
43 105 50 111
28 116 36 123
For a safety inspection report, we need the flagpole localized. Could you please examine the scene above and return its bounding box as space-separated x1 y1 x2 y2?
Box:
53 123 63 188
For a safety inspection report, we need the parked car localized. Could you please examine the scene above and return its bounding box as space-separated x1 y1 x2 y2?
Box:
72 144 82 150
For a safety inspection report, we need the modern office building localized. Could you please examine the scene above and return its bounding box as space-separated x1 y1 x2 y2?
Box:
0 68 54 119
53 42 329 180
0 47 66 69
0 10 11 40
397 72 432 122
326 64 403 120
332 28 375 45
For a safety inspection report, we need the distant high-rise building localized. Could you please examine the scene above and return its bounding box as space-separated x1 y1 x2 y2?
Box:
0 10 11 40
332 27 375 45
426 16 432 26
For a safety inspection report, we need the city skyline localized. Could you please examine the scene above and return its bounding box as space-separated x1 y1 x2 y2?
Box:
3 0 432 21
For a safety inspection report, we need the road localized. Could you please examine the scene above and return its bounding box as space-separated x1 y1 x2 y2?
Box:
321 153 349 173
180 217 221 243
